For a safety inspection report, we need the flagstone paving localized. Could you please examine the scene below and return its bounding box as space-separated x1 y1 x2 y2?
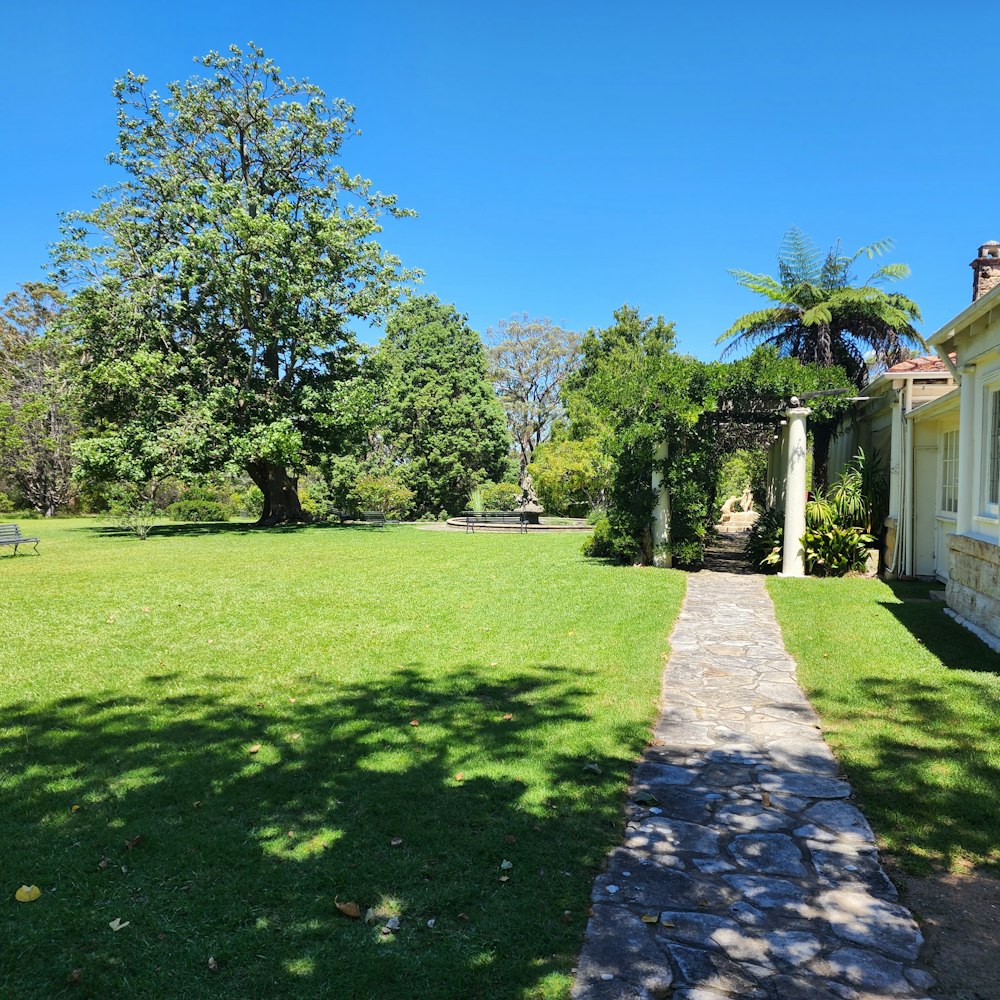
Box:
572 567 934 1000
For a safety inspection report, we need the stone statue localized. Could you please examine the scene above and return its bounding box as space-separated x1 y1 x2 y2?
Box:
719 496 739 521
739 486 754 512
516 471 544 523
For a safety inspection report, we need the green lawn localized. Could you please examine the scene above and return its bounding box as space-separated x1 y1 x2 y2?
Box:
0 520 684 1000
769 576 1000 876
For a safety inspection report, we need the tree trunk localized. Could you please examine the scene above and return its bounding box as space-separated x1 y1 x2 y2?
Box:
247 460 304 525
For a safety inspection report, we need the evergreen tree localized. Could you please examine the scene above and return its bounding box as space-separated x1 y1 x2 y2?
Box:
380 296 510 514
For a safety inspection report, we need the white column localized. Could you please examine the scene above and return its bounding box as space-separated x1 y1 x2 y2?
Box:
776 423 789 512
957 365 976 536
651 440 670 547
781 407 811 577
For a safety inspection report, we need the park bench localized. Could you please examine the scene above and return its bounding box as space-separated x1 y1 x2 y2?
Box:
360 510 393 528
0 523 40 555
464 511 527 533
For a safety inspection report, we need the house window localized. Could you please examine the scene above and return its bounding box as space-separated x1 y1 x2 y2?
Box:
941 430 959 513
990 391 1000 506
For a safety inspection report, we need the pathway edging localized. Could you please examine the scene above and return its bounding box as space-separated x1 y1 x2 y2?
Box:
572 568 934 1000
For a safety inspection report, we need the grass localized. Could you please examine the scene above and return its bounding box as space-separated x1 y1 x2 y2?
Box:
768 576 1000 876
0 519 684 1000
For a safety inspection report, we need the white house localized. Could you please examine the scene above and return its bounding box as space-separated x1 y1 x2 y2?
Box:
829 355 956 579
925 242 1000 641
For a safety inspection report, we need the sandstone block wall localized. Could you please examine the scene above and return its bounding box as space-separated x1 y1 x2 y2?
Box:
946 533 1000 639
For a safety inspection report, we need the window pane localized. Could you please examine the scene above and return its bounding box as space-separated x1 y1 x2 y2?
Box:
991 394 1000 505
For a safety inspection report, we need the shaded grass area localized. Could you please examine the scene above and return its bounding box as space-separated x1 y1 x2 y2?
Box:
769 576 1000 876
0 520 684 999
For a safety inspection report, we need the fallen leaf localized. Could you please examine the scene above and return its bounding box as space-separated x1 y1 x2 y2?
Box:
582 762 601 774
193 801 201 809
289 733 301 741
409 719 419 727
67 968 83 985
108 917 130 932
335 899 362 919
457 912 469 921
248 743 262 754
15 885 41 903
364 908 378 924
561 910 573 923
288 697 297 703
632 791 659 805
383 916 400 932
124 835 142 851
502 713 513 721
98 858 109 870
640 913 658 923
453 772 464 782
500 859 513 870
426 918 436 928
390 836 403 847
71 804 80 813
761 791 772 809
498 875 510 883
208 956 219 972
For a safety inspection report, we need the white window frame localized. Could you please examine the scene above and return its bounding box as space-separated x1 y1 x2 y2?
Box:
984 384 1000 514
940 428 959 515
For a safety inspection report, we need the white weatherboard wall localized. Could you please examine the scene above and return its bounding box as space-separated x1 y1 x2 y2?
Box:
929 278 1000 640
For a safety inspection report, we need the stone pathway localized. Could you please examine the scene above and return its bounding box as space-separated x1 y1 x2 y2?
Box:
572 567 934 1000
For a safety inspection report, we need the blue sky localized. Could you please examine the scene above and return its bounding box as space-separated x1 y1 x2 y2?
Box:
2 2 997 357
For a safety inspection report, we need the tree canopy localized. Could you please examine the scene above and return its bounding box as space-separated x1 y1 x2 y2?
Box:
378 295 510 514
487 315 581 472
0 283 78 516
718 227 923 389
56 44 418 523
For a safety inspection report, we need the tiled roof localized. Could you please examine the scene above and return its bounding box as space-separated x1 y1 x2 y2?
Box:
885 353 955 374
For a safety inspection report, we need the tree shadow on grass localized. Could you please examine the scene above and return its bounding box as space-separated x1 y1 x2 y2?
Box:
2 662 643 1000
805 669 1000 875
879 581 1000 675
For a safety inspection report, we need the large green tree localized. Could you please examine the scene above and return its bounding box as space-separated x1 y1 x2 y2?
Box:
379 296 510 514
56 44 418 523
0 283 78 516
718 227 923 389
487 314 581 471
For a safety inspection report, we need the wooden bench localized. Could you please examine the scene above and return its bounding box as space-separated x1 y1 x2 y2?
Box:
360 510 390 528
464 511 527 533
0 523 40 555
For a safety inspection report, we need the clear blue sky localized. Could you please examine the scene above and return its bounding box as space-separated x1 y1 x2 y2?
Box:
3 2 997 357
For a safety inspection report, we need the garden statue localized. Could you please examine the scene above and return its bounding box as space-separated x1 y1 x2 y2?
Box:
516 471 544 524
739 485 754 512
720 495 738 520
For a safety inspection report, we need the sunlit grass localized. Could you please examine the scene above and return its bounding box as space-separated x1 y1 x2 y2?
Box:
769 576 1000 875
0 519 684 999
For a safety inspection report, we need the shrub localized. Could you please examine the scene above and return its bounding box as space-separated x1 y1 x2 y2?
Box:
242 486 264 518
480 482 521 510
467 487 486 513
670 538 704 568
0 491 13 514
353 475 415 519
745 507 784 571
582 514 615 558
803 525 875 577
106 485 157 540
166 500 231 523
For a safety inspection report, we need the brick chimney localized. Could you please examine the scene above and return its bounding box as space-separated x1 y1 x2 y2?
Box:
972 241 1000 300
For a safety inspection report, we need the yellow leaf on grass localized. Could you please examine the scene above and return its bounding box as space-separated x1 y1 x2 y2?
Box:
640 913 659 923
108 917 130 931
248 744 262 754
335 899 362 919
15 885 41 903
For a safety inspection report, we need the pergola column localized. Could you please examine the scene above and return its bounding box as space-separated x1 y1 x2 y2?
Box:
781 406 811 577
651 440 670 547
